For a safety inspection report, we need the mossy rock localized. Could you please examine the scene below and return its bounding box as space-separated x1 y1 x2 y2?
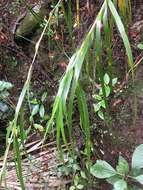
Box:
15 4 47 40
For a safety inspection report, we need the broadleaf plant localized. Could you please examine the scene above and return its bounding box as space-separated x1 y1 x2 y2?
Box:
90 144 143 190
93 73 117 120
0 80 13 119
132 144 143 170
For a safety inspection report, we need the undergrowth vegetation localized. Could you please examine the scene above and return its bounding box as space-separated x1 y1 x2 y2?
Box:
1 0 143 189
90 144 143 190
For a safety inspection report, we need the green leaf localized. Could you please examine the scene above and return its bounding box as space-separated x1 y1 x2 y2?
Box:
33 124 44 132
112 78 118 86
137 43 143 50
41 92 47 102
80 171 87 179
0 81 13 91
100 100 106 108
13 131 25 189
76 84 91 160
105 86 111 97
132 144 143 170
32 104 39 116
0 102 9 112
116 156 129 175
70 186 75 190
98 110 104 120
0 91 10 99
73 164 80 171
108 0 134 78
134 175 143 185
93 102 101 112
107 175 122 185
39 104 45 118
104 73 110 85
90 160 116 179
31 98 38 104
99 88 103 95
93 94 102 101
74 174 79 186
77 184 84 189
114 179 127 190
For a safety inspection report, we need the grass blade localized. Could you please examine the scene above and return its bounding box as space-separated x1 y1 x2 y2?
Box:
108 0 134 78
13 128 25 190
76 84 91 162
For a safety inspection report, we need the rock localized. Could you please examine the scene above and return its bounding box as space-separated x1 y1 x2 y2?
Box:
14 3 47 40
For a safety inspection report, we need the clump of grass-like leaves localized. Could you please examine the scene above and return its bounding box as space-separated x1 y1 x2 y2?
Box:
44 0 134 157
0 0 134 189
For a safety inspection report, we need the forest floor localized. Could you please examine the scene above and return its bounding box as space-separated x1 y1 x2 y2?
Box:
1 0 143 189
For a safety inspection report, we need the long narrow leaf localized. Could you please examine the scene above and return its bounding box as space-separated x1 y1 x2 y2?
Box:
108 0 134 78
13 129 25 189
76 84 91 161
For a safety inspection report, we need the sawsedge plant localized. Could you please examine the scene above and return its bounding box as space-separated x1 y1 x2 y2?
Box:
43 0 134 169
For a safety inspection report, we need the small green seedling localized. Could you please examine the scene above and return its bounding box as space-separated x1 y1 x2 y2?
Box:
137 43 143 50
0 80 13 119
58 154 80 177
93 73 117 120
58 153 88 190
29 91 49 132
90 144 143 190
70 174 84 190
